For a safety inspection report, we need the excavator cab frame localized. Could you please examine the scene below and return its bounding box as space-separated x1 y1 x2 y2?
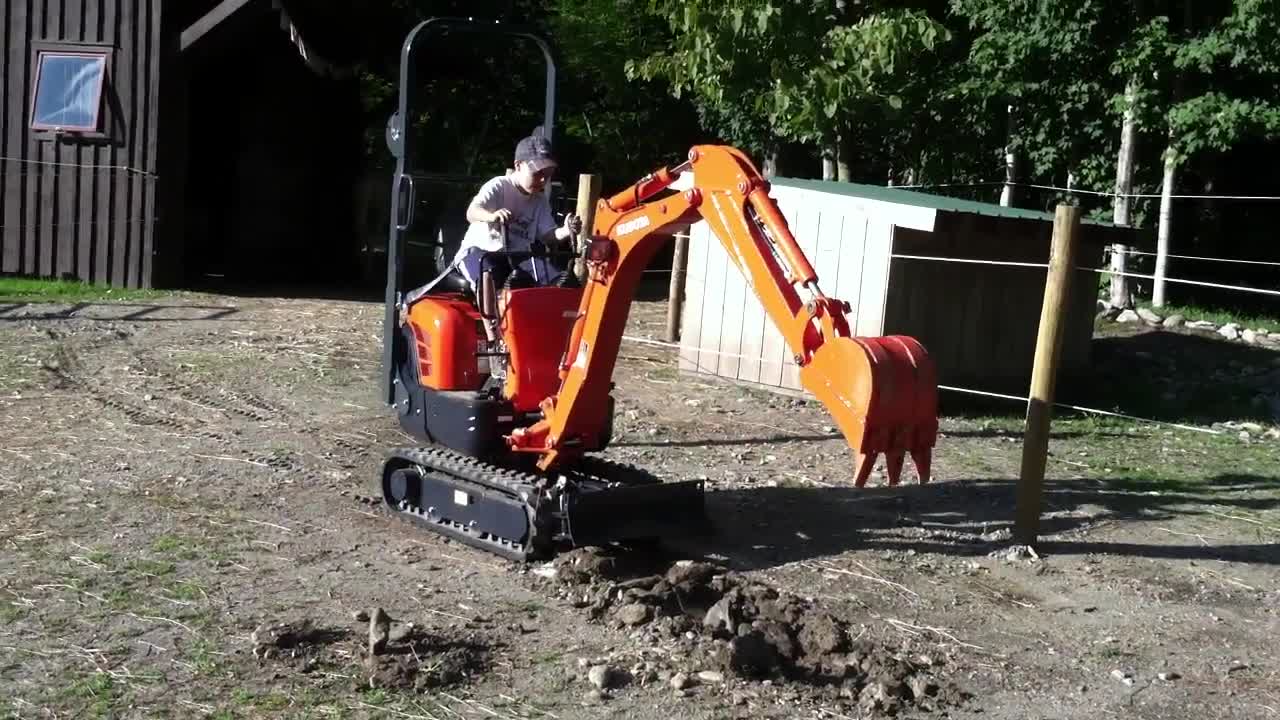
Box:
381 17 559 407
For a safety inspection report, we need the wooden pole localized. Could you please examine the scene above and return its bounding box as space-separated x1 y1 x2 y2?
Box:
1016 203 1080 546
573 174 601 282
666 233 690 343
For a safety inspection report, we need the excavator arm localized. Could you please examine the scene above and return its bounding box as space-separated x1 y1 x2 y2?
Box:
508 146 938 486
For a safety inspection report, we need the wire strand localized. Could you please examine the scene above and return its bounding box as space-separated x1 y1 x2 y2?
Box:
619 335 1230 436
892 254 1049 269
0 157 156 177
1108 248 1280 268
883 252 1280 299
895 179 1280 201
1081 266 1280 297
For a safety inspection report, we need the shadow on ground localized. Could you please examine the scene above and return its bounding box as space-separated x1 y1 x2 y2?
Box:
0 301 242 322
674 473 1280 570
1057 329 1280 426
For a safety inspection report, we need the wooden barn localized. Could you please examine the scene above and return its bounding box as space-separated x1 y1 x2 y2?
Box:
1 0 365 289
677 178 1135 396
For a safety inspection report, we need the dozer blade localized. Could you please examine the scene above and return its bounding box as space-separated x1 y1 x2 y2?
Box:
564 479 708 548
798 334 938 486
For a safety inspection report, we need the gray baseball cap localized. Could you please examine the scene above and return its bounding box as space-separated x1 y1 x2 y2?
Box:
514 127 558 172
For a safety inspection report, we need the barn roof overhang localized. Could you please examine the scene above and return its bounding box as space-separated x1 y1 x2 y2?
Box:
179 0 353 79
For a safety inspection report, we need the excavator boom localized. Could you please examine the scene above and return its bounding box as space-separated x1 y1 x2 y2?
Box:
508 146 938 485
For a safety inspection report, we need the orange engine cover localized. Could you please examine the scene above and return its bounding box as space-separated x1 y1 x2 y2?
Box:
500 286 583 412
405 294 486 391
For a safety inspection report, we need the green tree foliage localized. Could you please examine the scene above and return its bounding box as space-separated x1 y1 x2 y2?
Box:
545 0 707 188
950 0 1135 206
624 0 954 178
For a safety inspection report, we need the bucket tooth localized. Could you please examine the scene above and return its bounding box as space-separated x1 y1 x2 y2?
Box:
854 452 878 487
910 447 933 484
885 450 906 486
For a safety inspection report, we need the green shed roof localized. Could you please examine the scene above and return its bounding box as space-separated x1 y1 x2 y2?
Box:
770 176 1116 227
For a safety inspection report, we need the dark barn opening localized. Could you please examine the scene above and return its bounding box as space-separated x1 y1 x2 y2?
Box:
175 0 365 292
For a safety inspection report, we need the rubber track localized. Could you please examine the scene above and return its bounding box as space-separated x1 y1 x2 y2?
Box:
380 448 675 561
382 446 548 561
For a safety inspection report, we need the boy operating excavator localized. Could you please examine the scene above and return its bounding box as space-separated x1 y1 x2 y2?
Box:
450 126 582 376
452 127 582 303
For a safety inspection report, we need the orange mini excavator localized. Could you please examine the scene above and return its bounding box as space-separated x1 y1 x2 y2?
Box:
378 18 938 561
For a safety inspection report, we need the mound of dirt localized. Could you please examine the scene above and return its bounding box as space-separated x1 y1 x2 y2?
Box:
250 614 495 694
546 548 968 716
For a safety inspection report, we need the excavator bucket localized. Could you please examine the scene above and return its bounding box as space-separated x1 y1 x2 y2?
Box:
799 334 938 487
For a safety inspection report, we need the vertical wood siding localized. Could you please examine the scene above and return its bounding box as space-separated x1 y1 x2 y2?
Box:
678 184 928 392
677 183 1107 396
1 0 161 288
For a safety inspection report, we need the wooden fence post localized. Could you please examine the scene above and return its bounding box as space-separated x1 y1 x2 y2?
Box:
574 174 601 282
666 233 690 343
1016 203 1080 546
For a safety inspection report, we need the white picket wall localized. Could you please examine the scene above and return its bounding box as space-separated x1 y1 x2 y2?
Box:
678 181 936 391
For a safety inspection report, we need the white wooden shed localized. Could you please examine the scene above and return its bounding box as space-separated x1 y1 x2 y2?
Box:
677 177 1128 396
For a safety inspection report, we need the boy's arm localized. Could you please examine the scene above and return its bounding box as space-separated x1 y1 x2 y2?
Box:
466 178 511 224
467 205 512 224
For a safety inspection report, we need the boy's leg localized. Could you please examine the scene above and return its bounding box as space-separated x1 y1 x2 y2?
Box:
459 250 510 376
459 249 512 320
514 254 567 287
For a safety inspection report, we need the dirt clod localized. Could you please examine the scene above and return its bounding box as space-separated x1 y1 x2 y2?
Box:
588 664 624 689
665 560 722 589
618 603 652 626
703 594 736 637
797 611 847 657
368 607 390 655
697 670 724 684
671 672 695 690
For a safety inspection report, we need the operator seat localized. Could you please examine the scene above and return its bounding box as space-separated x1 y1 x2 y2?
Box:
431 211 473 299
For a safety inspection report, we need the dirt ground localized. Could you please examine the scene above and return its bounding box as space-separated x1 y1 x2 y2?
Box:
1 292 1278 720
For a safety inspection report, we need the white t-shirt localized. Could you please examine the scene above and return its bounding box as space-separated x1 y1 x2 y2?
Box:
452 174 556 262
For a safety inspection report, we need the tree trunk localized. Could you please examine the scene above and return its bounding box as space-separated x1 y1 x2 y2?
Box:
837 128 852 182
1110 75 1139 308
1154 140 1177 307
762 149 779 178
822 144 837 181
1000 103 1019 207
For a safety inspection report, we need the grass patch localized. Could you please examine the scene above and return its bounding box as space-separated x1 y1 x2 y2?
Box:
0 601 28 624
233 690 290 711
186 637 223 674
128 558 176 577
150 534 205 561
507 599 545 615
1134 299 1278 331
0 276 168 303
61 673 122 718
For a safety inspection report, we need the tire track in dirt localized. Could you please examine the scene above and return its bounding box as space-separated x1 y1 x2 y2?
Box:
128 350 287 425
37 338 242 447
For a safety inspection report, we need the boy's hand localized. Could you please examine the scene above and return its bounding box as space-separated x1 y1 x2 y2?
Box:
562 213 583 236
489 209 513 224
